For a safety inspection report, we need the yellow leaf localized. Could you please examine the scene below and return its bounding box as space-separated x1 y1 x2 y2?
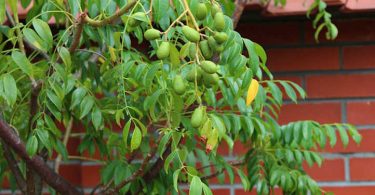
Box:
246 79 259 106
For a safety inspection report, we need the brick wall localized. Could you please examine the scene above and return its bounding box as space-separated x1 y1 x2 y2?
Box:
234 15 375 194
2 14 375 195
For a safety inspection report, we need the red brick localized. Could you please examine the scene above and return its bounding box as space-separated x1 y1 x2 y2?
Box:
236 22 301 46
323 129 372 153
211 189 231 195
350 158 375 181
235 188 282 195
347 101 375 125
323 186 375 195
267 47 339 72
305 18 375 42
343 45 375 69
59 164 82 186
217 141 229 156
232 141 248 155
278 102 342 124
81 165 102 187
304 158 345 181
306 74 375 98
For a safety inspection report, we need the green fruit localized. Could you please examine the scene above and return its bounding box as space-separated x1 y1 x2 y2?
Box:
203 73 219 87
182 26 200 42
214 12 225 31
144 29 161 40
200 60 218 74
199 40 212 59
173 75 186 95
208 36 218 51
186 66 203 82
211 4 221 17
196 3 207 20
214 32 228 44
157 42 170 59
189 43 197 59
191 107 205 128
215 44 224 52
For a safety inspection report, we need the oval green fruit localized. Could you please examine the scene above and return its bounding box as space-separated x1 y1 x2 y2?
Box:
186 66 203 82
189 43 197 59
211 4 221 17
182 26 200 42
191 107 204 128
196 3 207 20
173 75 186 95
215 44 224 52
200 60 218 74
199 40 213 59
144 29 161 40
214 12 225 31
157 42 170 59
203 73 219 87
214 32 228 44
208 36 218 51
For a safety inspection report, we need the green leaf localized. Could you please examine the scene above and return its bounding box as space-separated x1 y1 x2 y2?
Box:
169 43 180 67
173 168 181 192
189 176 202 195
0 0 5 23
202 183 212 195
164 150 176 173
58 47 71 68
122 120 131 147
8 0 17 15
36 128 50 151
2 74 17 106
80 96 95 119
130 126 142 151
336 124 349 147
47 90 62 111
32 19 53 49
71 87 87 109
11 51 33 77
237 169 250 191
23 28 47 51
55 140 68 160
280 81 297 103
325 125 337 147
157 132 172 157
91 107 103 130
26 135 38 156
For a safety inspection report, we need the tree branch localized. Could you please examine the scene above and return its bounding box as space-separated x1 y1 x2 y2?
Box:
1 141 27 193
106 152 154 194
232 0 247 29
69 13 86 53
84 0 138 27
0 118 82 195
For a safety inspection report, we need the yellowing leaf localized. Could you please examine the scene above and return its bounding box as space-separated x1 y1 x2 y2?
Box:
246 79 259 106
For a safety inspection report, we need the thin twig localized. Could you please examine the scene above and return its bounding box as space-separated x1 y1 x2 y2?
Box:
1 141 27 193
54 118 74 173
105 152 155 194
84 0 138 27
69 13 86 53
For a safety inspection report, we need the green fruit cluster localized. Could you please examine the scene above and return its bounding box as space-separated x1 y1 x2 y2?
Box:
191 106 206 128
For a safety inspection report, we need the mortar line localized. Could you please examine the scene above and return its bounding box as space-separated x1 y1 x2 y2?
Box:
344 156 351 182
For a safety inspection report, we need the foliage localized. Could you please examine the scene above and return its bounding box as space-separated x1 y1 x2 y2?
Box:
0 0 360 194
